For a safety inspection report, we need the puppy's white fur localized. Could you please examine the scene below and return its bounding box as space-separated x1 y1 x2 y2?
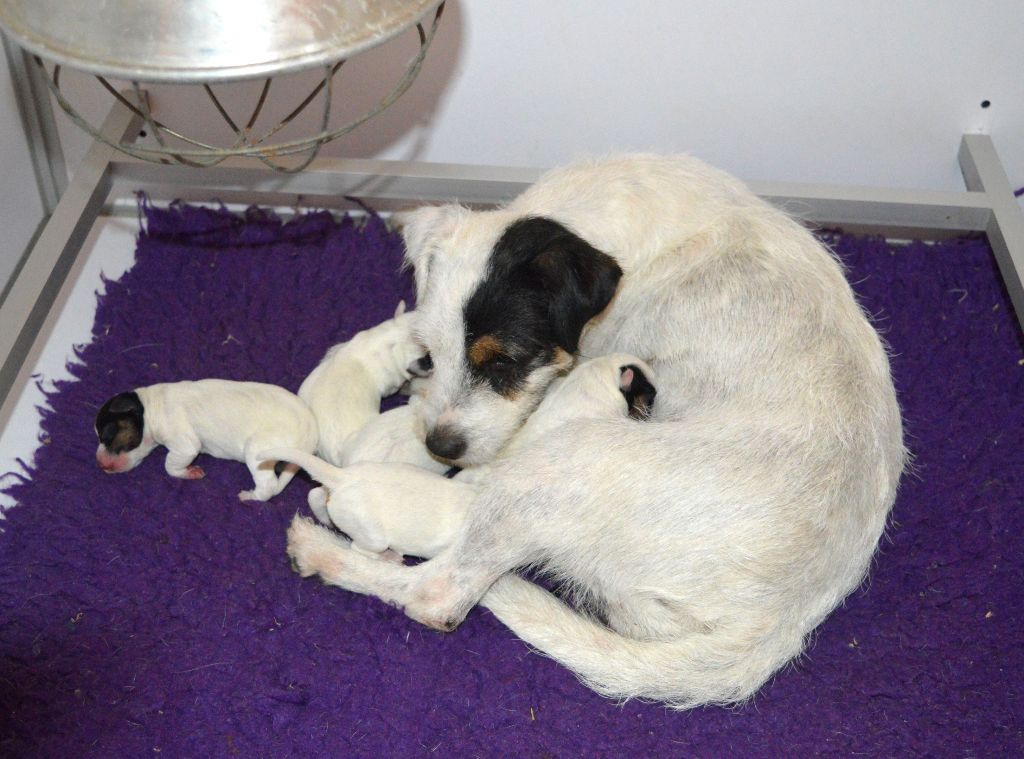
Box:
298 302 428 467
265 353 652 557
341 398 446 471
96 379 318 501
287 154 906 708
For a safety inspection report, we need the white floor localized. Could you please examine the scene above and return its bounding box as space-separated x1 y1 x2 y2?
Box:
0 216 139 510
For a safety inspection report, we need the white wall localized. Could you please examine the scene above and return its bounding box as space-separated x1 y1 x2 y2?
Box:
0 42 45 296
33 0 1024 199
354 0 1023 193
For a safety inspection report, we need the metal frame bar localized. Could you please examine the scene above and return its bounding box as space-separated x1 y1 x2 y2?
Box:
958 135 1024 323
0 99 141 431
2 33 67 214
2 95 1023 434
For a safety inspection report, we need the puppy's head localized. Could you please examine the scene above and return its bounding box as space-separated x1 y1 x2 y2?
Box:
400 208 623 465
542 354 658 423
94 391 154 473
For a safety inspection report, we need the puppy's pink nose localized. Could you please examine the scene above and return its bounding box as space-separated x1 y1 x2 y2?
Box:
425 425 466 462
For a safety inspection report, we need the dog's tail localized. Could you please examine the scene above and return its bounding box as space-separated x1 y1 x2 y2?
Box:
258 447 341 485
480 574 795 709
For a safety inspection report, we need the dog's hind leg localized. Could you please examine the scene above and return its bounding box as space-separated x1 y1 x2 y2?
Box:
287 462 535 630
288 514 501 630
288 476 513 632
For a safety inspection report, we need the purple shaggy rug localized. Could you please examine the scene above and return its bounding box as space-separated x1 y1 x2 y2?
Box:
1 201 1022 757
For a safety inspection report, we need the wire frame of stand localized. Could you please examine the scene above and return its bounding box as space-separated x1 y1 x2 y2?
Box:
33 2 444 173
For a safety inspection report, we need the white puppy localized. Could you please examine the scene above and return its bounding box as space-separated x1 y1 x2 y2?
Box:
339 396 448 471
263 354 656 558
298 301 430 468
455 353 656 485
286 154 905 709
94 379 317 501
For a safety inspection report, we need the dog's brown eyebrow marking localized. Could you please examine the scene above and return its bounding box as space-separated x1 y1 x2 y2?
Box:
468 335 506 367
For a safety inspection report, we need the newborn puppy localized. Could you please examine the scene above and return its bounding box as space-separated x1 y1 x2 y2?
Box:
341 397 448 471
262 353 656 559
299 301 428 467
94 379 318 501
454 353 657 485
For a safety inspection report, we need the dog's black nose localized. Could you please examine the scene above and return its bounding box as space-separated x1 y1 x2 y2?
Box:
425 426 467 461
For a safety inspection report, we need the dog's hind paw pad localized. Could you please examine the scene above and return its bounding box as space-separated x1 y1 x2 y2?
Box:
286 515 350 578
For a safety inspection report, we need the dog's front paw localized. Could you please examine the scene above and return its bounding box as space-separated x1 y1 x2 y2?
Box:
286 514 350 578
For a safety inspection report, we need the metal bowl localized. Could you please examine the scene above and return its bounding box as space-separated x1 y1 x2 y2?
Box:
0 0 443 83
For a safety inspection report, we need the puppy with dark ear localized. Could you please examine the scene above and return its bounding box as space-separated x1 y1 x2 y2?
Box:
619 364 657 420
438 353 659 490
94 379 319 502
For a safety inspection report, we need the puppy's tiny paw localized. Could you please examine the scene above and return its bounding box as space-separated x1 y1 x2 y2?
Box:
377 548 404 564
181 465 205 479
237 489 262 502
307 487 331 523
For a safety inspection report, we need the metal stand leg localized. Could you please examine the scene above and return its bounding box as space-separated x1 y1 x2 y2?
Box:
0 99 140 430
2 33 67 214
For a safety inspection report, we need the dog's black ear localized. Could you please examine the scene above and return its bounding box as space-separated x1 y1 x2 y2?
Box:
620 364 657 419
501 217 622 353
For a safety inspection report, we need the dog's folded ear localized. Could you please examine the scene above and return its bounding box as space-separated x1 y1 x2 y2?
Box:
394 204 466 306
505 217 623 353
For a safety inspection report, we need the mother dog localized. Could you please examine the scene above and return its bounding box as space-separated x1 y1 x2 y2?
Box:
287 154 905 708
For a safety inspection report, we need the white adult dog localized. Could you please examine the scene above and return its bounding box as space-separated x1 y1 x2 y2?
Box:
287 154 905 708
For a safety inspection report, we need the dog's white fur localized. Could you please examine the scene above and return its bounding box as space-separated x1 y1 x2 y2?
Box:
298 302 428 468
265 354 654 557
96 379 318 501
286 154 905 708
